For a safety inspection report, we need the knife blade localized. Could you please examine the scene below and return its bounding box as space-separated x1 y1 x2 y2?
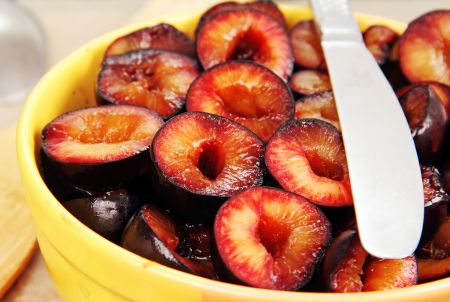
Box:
309 0 424 258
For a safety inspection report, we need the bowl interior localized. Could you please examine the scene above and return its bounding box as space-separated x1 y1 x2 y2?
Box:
16 4 450 302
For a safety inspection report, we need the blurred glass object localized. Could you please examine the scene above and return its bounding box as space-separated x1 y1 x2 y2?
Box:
0 0 46 104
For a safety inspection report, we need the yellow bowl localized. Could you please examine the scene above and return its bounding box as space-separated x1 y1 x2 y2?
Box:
17 5 450 302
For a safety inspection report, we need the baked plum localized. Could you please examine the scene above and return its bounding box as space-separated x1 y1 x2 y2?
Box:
151 112 264 218
186 61 294 142
294 91 340 131
104 23 195 58
322 230 417 292
121 205 216 278
398 83 449 163
64 189 143 242
41 105 163 188
265 119 352 206
399 10 450 86
98 49 200 119
288 70 332 96
196 8 293 80
214 186 331 290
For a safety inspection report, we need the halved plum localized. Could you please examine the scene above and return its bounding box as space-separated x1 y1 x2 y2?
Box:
64 189 142 242
42 105 163 187
196 1 287 36
121 204 216 278
417 257 450 281
151 112 264 218
104 23 195 58
289 20 326 69
398 84 449 163
294 91 340 131
419 215 450 260
443 160 450 195
417 216 450 281
362 256 418 291
397 82 450 114
176 223 213 262
322 229 417 292
186 61 294 142
246 0 287 27
39 149 98 201
363 25 399 65
420 165 449 245
399 10 450 86
98 49 200 119
196 8 293 80
214 186 331 290
288 70 332 96
265 119 352 207
321 230 368 292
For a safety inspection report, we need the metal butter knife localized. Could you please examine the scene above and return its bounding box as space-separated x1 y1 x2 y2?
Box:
309 0 424 258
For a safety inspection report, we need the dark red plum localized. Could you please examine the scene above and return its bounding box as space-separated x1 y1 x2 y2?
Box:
151 112 264 219
321 230 417 292
398 84 449 163
420 165 449 245
64 189 143 242
105 23 195 58
98 49 199 119
363 25 399 65
196 8 293 80
214 187 331 290
121 205 216 278
41 105 163 188
186 61 294 142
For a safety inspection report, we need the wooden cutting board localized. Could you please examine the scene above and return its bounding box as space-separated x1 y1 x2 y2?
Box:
0 118 38 299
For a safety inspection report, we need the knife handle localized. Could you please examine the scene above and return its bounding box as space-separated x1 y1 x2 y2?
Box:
308 0 362 43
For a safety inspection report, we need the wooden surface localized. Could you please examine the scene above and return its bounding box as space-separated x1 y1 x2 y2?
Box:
2 0 448 301
0 121 37 298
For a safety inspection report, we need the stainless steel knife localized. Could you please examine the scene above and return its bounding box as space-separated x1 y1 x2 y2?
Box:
309 0 424 258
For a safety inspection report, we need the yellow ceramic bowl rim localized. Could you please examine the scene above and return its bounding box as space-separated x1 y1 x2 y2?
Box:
17 4 450 301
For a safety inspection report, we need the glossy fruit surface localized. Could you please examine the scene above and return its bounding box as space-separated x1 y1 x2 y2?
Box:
363 25 399 65
197 1 286 30
420 165 449 245
288 70 331 96
322 230 417 292
64 189 143 242
186 61 294 141
104 23 195 58
265 119 352 206
41 105 163 187
121 205 216 278
399 10 450 86
398 84 449 163
151 112 264 217
294 91 340 130
290 20 325 69
196 8 293 80
98 49 199 119
214 186 331 290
